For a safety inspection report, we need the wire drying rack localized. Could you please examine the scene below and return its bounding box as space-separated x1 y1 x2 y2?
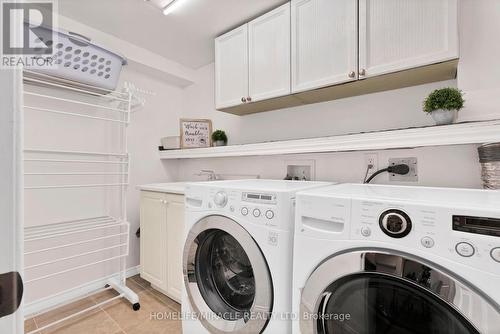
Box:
22 70 140 334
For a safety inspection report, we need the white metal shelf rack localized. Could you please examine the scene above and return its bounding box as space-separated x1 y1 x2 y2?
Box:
22 71 139 334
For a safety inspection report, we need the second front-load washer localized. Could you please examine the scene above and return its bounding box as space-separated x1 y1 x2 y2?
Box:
293 184 500 334
182 179 331 334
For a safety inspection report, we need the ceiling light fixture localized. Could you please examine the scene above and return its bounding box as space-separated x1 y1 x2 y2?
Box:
162 0 188 16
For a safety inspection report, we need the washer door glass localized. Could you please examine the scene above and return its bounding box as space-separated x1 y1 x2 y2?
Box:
317 274 478 334
300 251 499 334
184 215 273 334
196 230 255 320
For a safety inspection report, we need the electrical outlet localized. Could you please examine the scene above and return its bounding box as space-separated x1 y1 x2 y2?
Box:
389 157 418 182
364 153 378 179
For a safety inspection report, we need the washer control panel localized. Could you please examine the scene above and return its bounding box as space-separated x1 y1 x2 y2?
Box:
421 236 435 248
202 189 283 228
239 206 276 221
455 242 475 257
253 208 261 217
453 215 500 237
349 199 500 273
214 191 228 208
241 207 249 216
491 248 500 263
242 192 277 204
379 209 412 238
295 185 500 275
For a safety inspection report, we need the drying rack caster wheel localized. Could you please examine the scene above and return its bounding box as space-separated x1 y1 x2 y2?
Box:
133 303 141 311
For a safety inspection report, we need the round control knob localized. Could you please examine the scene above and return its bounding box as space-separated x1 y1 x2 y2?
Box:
361 227 371 237
265 210 275 219
253 208 261 218
214 191 228 208
379 209 412 238
421 236 435 248
241 207 249 216
490 247 500 263
456 242 475 257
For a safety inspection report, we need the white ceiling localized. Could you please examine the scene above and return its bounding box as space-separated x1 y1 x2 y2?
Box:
59 0 286 69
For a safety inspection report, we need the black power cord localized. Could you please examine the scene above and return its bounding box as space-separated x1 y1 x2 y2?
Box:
364 164 410 184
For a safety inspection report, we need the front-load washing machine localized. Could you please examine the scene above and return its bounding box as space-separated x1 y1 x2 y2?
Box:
293 183 500 334
182 179 332 334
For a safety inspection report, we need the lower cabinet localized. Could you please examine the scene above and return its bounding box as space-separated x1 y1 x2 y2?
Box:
140 191 184 302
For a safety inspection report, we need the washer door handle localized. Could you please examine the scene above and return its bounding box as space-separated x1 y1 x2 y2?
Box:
0 272 23 319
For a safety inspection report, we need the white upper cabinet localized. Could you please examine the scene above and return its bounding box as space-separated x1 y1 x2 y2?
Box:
291 0 358 93
359 0 459 78
215 25 249 109
248 3 291 102
215 0 459 114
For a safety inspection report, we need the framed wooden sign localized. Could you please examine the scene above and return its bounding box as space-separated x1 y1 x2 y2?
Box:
179 119 212 149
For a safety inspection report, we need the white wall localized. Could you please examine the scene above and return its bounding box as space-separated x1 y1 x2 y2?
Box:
125 67 182 267
177 62 482 189
177 0 500 189
184 64 458 145
183 0 500 144
178 60 484 188
176 145 483 189
57 15 197 86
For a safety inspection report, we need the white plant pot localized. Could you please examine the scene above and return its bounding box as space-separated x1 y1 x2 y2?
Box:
431 109 457 125
213 140 227 147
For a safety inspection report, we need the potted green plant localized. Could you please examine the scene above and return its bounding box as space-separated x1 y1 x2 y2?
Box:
423 88 464 125
212 130 228 147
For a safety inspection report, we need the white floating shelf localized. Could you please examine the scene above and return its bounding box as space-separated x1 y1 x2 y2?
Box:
159 120 500 160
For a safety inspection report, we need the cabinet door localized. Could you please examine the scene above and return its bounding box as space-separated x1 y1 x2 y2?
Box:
140 192 167 291
248 3 291 102
291 0 358 93
165 194 185 302
359 0 459 78
215 25 249 109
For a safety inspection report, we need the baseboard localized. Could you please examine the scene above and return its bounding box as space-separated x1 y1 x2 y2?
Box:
24 265 141 318
126 265 141 277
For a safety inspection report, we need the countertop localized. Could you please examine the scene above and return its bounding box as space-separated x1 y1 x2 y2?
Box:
137 182 187 195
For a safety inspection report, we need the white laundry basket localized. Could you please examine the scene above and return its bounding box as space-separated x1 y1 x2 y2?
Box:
26 24 127 92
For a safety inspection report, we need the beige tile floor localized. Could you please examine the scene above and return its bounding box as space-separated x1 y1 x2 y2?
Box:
25 275 182 334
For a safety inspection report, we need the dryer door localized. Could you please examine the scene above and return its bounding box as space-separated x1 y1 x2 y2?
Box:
300 251 500 334
184 215 273 334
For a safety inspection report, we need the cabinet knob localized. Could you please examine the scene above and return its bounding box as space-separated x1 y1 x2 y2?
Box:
348 71 356 78
359 69 366 76
246 96 252 102
241 97 247 103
